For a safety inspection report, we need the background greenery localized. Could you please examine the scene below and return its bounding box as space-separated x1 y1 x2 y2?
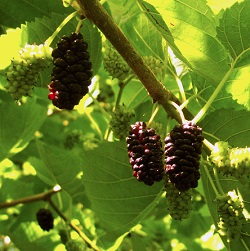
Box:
0 0 249 250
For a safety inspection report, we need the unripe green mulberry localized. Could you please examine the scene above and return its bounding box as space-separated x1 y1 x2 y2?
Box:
65 240 86 251
103 40 131 81
210 142 250 185
59 229 69 245
5 43 52 100
64 130 82 149
102 39 164 81
165 180 193 220
143 56 164 78
82 133 99 151
110 105 135 139
215 190 245 242
230 147 250 184
210 141 231 175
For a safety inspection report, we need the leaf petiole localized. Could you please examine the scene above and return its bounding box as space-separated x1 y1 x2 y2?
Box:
45 11 77 46
192 47 250 124
202 162 221 197
88 92 111 121
114 75 134 111
192 66 233 124
147 103 160 128
212 166 225 195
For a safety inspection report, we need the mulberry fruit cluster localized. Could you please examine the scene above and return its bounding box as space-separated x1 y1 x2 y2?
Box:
110 105 135 139
97 83 114 104
65 240 86 251
126 122 164 186
210 141 250 186
103 40 131 81
64 129 83 149
165 180 193 220
230 147 250 184
59 229 69 245
210 141 231 175
102 39 165 81
5 44 52 100
48 32 92 110
164 121 204 192
216 190 245 242
36 208 54 231
143 56 164 78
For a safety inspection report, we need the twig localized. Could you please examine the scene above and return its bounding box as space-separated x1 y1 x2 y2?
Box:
0 185 100 251
48 198 100 251
114 75 134 110
0 185 61 209
76 0 193 123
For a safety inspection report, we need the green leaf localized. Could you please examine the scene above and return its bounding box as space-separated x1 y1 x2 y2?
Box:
0 96 47 162
0 0 72 28
190 72 247 115
201 162 250 250
206 0 238 15
8 203 60 251
114 79 150 111
80 141 164 249
0 13 102 75
137 0 230 85
106 0 142 25
0 26 28 69
226 65 250 110
121 8 165 60
200 108 250 147
0 176 34 202
81 19 102 77
29 157 57 187
217 0 250 66
36 140 86 200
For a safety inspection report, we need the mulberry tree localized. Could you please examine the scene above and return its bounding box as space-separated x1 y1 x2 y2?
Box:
0 1 249 251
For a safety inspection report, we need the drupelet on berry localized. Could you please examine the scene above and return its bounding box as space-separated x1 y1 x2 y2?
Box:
5 43 52 100
215 190 245 242
48 32 92 110
110 104 135 139
165 180 193 220
126 122 164 186
164 121 204 191
210 141 250 186
103 40 131 81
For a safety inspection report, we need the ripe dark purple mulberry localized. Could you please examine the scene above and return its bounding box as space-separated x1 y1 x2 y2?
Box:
36 208 54 231
48 32 92 110
126 122 164 186
164 121 204 192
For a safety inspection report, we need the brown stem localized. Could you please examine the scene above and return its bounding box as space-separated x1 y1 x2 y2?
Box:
76 0 193 123
0 186 100 251
48 198 101 251
0 186 61 209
